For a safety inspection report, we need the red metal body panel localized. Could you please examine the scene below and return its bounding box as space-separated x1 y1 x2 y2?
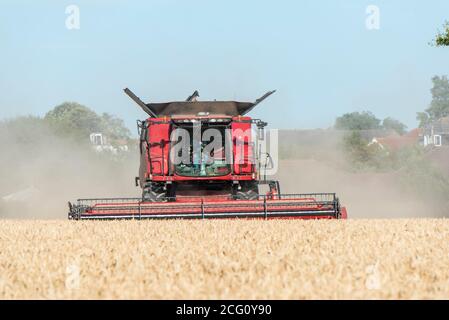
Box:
340 207 348 219
231 117 254 175
147 118 171 176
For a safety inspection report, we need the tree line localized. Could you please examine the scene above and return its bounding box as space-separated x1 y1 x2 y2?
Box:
335 75 449 133
335 112 407 135
1 102 132 146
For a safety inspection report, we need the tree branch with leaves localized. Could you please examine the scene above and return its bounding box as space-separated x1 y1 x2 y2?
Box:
432 21 449 47
416 75 449 127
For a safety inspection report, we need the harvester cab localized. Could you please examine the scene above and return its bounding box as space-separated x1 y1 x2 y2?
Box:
68 88 347 220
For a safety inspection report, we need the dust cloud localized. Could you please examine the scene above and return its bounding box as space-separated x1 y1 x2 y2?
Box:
276 159 431 218
273 130 449 218
0 119 139 219
0 122 447 219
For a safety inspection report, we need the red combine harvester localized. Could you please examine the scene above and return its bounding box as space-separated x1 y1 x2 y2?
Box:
68 89 347 220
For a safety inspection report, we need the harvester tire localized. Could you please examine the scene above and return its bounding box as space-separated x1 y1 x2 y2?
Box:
142 183 166 202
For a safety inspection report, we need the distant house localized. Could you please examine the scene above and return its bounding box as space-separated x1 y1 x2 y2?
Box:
369 128 421 151
89 132 130 154
422 117 449 147
90 133 107 146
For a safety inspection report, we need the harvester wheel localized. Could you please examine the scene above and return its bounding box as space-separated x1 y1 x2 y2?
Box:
235 182 259 200
142 183 166 202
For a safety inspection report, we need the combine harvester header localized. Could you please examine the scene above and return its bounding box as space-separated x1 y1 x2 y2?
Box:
68 88 347 220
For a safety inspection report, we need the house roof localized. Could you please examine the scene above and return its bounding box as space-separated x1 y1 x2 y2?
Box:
375 136 416 151
406 128 422 138
425 116 449 134
373 129 420 151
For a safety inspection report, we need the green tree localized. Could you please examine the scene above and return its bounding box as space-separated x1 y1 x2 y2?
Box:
45 102 102 139
343 131 371 163
342 131 389 169
382 117 407 135
434 21 449 47
100 113 131 141
416 75 449 127
44 102 131 142
0 116 49 146
416 112 429 128
335 111 381 130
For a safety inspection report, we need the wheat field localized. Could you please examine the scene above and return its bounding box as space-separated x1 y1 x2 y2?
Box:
0 219 449 299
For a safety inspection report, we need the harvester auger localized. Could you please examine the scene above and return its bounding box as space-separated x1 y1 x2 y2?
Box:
68 89 347 220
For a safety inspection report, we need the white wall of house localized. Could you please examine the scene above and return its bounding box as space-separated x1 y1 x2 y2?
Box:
423 134 443 147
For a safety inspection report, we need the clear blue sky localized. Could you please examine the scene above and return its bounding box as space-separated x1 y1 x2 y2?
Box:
1 0 448 133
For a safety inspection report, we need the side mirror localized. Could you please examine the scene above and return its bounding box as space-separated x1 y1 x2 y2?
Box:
256 120 267 141
257 127 265 141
